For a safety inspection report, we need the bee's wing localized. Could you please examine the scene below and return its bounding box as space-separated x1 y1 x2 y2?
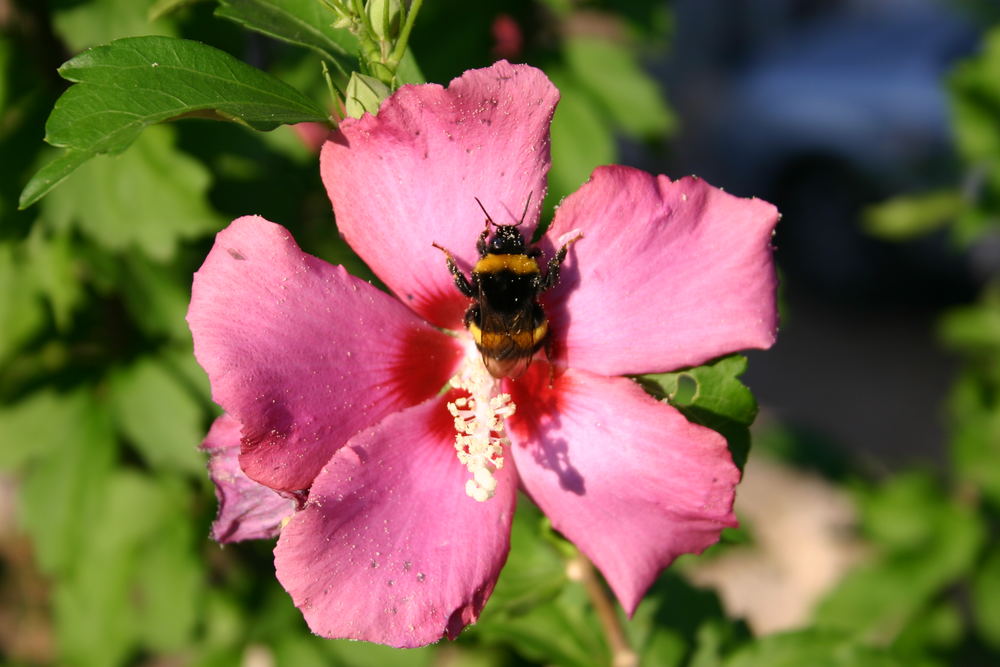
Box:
477 300 538 378
483 353 533 378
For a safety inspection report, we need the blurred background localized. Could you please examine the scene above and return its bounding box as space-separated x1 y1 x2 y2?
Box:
2 0 1000 664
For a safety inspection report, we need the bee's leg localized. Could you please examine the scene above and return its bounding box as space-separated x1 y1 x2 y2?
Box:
475 222 490 256
464 303 480 328
540 233 583 291
432 243 475 297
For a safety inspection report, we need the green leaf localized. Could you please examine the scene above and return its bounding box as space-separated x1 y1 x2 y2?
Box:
51 0 178 53
26 226 84 331
118 252 198 341
894 600 963 657
42 125 222 261
564 36 676 140
148 0 203 21
814 471 984 648
863 190 964 240
110 355 207 475
635 573 745 667
20 35 329 209
18 399 117 575
722 629 906 667
472 500 605 665
52 470 167 664
474 584 607 666
645 355 757 425
547 67 615 210
216 0 359 76
948 373 1000 508
325 639 436 667
394 47 425 85
973 545 1000 649
18 149 93 212
949 28 1000 163
940 290 1000 351
133 480 202 651
0 389 91 470
641 355 758 469
160 344 214 405
486 497 568 615
0 240 46 365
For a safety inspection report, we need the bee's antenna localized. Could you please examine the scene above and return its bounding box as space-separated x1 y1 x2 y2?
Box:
474 197 496 228
475 193 534 228
517 192 533 227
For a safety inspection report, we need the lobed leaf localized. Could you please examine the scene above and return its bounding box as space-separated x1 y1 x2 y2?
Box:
42 125 222 261
20 35 328 209
641 355 758 469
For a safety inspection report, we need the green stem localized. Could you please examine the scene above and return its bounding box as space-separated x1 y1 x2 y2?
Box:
387 0 423 68
570 555 637 667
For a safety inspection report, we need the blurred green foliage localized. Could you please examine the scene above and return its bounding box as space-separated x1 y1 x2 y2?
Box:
861 20 1000 666
3 1 1000 665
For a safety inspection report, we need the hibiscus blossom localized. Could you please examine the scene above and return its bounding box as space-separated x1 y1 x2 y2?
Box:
188 61 778 648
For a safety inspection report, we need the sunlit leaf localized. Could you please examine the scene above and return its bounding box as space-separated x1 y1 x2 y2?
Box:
864 190 964 240
564 36 675 140
53 471 165 664
973 545 1000 650
20 35 328 208
134 479 202 651
51 0 178 53
0 240 46 365
642 355 758 468
723 629 904 667
18 400 117 575
0 389 91 470
42 125 222 261
547 68 615 211
110 355 207 475
815 472 984 648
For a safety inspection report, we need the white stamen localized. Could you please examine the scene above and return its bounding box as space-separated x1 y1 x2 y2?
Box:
447 354 516 502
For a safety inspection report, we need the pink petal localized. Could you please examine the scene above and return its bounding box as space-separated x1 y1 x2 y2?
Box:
274 395 516 647
322 61 559 329
201 413 296 543
187 216 463 492
544 165 778 376
506 363 740 615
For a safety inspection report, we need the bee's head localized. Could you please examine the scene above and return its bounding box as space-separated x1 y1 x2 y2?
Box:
487 224 525 255
476 195 531 256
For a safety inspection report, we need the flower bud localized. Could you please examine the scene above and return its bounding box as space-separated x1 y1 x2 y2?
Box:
345 72 391 118
366 0 402 40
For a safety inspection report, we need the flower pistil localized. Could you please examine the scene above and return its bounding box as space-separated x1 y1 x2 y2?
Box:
447 353 516 502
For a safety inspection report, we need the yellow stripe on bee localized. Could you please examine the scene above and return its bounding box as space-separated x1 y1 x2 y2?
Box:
480 331 534 350
474 254 539 275
468 320 548 351
532 320 548 345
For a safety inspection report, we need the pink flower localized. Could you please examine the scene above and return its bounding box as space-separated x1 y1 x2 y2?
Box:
188 61 778 648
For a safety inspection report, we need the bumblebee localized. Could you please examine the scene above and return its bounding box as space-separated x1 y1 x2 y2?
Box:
434 199 580 378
